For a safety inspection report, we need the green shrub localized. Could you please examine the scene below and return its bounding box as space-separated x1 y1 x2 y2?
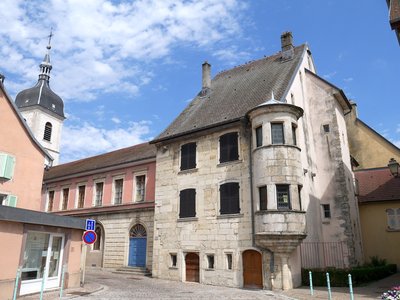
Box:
302 264 397 287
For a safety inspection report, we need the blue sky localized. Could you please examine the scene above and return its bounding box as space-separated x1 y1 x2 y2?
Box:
0 0 398 163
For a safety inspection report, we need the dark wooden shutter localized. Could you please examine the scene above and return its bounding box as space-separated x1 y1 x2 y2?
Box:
43 122 52 141
259 186 267 210
219 132 238 163
179 189 196 218
181 142 196 170
220 182 240 214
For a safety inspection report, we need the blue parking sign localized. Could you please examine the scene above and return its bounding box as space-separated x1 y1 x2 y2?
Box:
85 219 96 231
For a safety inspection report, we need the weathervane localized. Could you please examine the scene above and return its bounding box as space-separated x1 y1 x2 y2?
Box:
47 28 53 50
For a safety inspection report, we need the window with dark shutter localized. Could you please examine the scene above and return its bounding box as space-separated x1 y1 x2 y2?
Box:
271 123 284 144
276 184 291 210
43 122 52 141
219 132 239 163
181 142 197 170
255 126 263 147
259 186 267 210
179 189 196 218
220 182 240 214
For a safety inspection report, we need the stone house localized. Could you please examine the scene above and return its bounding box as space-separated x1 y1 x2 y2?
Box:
150 32 363 290
0 76 84 298
41 143 156 271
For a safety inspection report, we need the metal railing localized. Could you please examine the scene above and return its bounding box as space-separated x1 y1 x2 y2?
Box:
300 241 347 269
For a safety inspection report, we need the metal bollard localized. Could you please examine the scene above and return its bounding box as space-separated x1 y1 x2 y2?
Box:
59 264 67 299
12 268 21 300
39 270 46 300
309 271 314 296
326 272 332 300
348 274 354 300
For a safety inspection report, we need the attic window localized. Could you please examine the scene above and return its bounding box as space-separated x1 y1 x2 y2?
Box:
52 104 56 110
25 99 29 103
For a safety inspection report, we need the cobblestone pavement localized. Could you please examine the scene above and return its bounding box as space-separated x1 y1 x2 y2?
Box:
74 269 294 300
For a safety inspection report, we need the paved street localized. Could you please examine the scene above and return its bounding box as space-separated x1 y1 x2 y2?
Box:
74 269 292 300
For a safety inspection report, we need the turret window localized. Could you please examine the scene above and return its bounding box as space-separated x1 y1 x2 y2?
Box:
276 184 291 210
43 122 52 141
271 123 284 144
255 126 263 147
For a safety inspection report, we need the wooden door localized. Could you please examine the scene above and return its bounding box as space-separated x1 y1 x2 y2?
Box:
185 253 199 282
243 250 263 289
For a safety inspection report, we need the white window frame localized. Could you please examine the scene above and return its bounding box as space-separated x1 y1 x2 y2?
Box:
225 252 234 270
0 193 8 205
386 208 400 231
205 253 215 270
59 187 70 211
133 171 147 203
112 176 124 205
75 183 86 209
92 179 105 207
46 189 55 212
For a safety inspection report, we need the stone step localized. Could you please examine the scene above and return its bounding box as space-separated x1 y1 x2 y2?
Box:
113 267 152 277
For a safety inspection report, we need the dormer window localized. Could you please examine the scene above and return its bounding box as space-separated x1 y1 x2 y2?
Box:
43 122 52 141
51 104 56 110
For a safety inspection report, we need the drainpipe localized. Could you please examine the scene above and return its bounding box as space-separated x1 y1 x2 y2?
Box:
247 118 275 288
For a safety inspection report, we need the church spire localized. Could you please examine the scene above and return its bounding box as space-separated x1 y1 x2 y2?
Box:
39 29 53 82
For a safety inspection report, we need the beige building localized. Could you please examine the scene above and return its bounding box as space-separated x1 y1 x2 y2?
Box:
355 167 400 269
345 102 400 169
151 33 362 290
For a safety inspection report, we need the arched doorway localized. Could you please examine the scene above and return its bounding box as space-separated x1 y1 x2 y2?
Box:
86 224 104 268
185 253 199 282
128 224 147 267
243 250 263 289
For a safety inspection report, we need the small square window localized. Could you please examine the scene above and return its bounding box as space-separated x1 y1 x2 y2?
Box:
322 204 331 218
207 255 214 269
323 124 330 133
226 253 233 270
170 254 177 267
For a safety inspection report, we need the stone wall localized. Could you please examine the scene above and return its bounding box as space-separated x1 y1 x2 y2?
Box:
86 209 154 270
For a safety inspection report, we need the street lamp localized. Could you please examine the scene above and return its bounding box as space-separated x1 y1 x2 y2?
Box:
388 158 399 178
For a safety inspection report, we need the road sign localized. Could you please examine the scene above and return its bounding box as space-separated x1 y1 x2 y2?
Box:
82 230 97 245
85 219 96 231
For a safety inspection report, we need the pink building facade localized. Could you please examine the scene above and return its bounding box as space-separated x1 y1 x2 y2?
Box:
42 143 156 271
0 79 84 299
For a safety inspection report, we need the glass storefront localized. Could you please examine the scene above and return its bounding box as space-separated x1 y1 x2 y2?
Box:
20 232 64 295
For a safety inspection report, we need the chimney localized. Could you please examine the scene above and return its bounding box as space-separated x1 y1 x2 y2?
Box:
281 31 294 61
202 61 211 90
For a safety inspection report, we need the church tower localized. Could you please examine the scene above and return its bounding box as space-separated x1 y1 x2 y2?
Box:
15 33 65 165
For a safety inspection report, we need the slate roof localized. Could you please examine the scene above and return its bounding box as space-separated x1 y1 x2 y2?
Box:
44 142 156 181
15 79 65 118
355 168 400 203
153 45 307 142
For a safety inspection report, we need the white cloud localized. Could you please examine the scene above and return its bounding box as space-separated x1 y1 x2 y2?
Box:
60 120 151 163
0 0 245 102
111 117 121 124
343 77 353 82
213 46 251 65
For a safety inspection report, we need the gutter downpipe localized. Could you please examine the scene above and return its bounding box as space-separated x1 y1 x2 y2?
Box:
247 118 275 289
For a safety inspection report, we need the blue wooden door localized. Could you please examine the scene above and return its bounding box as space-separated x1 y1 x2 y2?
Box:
128 237 147 267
